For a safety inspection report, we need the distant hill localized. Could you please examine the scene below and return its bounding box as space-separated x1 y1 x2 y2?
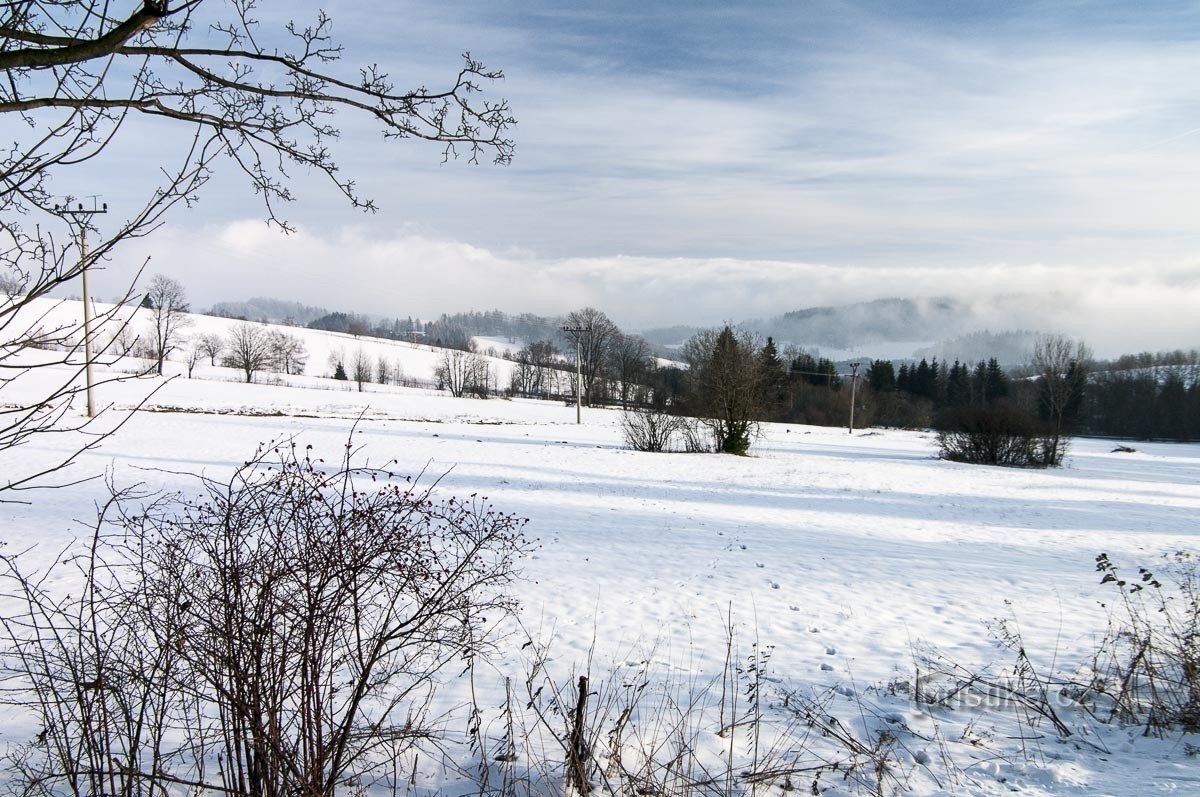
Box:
751 297 968 349
640 324 702 348
209 297 329 326
642 297 973 351
911 330 1039 367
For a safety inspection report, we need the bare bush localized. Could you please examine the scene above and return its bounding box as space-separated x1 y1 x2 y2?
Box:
487 626 915 797
620 407 684 452
0 441 529 797
1092 552 1200 731
936 400 1062 467
678 416 713 453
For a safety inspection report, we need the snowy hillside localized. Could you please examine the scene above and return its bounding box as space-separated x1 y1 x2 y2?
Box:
22 295 520 388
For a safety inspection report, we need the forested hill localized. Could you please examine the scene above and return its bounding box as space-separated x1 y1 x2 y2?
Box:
642 296 1004 352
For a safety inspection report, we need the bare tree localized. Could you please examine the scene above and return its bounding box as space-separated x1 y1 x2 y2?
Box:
197 331 224 365
609 333 654 409
562 308 619 406
1 0 514 490
144 273 190 375
436 348 491 398
351 347 373 392
509 340 563 399
376 354 393 385
1031 334 1092 463
223 322 273 383
183 335 202 377
267 329 308 375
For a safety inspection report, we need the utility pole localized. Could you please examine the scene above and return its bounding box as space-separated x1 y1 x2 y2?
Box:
848 361 861 434
562 324 584 424
55 198 107 418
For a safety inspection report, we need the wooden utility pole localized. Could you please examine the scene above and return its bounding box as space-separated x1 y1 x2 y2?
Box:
55 198 108 418
562 324 584 424
848 361 860 434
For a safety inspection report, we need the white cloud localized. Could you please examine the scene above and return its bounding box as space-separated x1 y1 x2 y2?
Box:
66 1 1200 358
95 221 1200 355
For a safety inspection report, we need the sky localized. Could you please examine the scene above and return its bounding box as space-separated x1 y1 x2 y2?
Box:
86 0 1200 351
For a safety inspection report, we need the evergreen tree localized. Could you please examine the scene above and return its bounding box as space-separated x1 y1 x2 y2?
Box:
971 360 988 405
757 336 789 416
913 358 934 401
1156 372 1189 440
683 326 762 454
984 358 1009 402
866 359 896 393
946 360 972 407
333 361 348 381
931 357 946 407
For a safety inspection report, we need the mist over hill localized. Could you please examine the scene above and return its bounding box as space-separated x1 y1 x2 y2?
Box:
202 294 1111 367
209 297 330 325
642 297 1018 354
911 330 1040 367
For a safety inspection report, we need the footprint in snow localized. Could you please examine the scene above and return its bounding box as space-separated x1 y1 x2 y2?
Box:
825 646 837 655
820 663 834 671
768 580 779 589
755 562 765 568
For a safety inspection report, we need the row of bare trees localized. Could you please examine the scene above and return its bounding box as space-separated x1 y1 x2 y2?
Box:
505 308 656 407
436 348 494 398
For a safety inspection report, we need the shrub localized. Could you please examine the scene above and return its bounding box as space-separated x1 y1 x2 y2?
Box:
620 407 684 452
678 416 713 453
1094 552 1200 731
0 441 529 797
936 399 1063 467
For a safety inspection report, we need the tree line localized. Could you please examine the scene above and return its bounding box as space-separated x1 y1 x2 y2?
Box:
122 279 1200 445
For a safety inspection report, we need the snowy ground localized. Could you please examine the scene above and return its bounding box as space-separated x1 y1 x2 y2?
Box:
3 348 1199 794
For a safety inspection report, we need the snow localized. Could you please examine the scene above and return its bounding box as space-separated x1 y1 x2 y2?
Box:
23 296 519 387
3 307 1199 795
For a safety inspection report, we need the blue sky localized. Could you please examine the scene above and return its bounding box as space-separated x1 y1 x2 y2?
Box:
96 1 1200 350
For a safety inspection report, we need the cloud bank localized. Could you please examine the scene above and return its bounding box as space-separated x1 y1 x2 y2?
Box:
96 221 1199 356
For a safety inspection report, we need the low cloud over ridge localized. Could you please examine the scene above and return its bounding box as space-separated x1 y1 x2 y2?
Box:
99 221 1199 357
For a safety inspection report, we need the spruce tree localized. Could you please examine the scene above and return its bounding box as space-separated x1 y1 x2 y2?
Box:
972 360 988 405
866 359 896 393
757 337 788 417
984 358 1009 402
946 361 972 407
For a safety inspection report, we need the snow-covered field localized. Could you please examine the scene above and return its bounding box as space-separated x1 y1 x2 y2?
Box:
3 318 1199 795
